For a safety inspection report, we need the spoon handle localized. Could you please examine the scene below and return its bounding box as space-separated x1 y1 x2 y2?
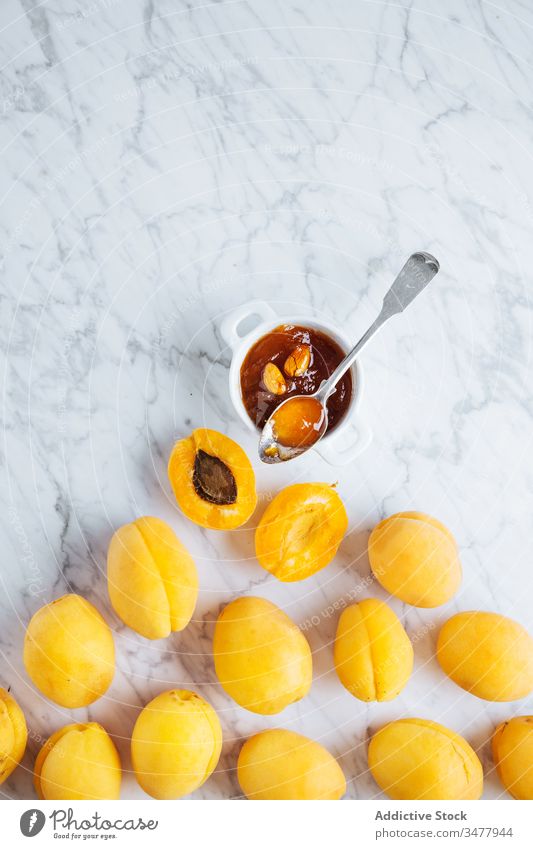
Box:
318 252 440 401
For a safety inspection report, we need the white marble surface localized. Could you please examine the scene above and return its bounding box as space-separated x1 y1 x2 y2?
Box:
1 0 533 801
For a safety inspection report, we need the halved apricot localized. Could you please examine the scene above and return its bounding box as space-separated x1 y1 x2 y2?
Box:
255 483 348 581
168 429 257 530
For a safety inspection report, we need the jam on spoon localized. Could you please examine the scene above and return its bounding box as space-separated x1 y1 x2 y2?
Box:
268 396 326 453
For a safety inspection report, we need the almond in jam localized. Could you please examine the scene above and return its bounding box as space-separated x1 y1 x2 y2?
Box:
240 324 352 435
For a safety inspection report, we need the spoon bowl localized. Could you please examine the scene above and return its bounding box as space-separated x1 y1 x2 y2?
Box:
259 392 328 463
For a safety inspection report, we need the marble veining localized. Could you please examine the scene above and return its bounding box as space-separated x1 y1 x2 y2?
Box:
1 0 533 799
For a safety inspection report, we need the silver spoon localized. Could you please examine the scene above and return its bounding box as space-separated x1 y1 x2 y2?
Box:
259 251 440 463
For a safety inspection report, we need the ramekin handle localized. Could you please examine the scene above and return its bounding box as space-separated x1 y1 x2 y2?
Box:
315 420 373 466
220 300 277 352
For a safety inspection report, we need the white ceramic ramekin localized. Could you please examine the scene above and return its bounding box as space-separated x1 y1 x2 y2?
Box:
220 300 372 466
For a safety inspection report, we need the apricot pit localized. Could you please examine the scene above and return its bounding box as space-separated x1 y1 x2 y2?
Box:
193 449 237 505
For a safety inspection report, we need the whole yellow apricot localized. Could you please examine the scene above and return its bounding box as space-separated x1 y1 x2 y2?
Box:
24 594 115 708
369 511 461 607
368 718 483 800
0 688 27 785
131 689 222 799
238 729 346 800
334 598 413 701
492 716 533 799
255 483 348 582
34 723 121 800
107 516 198 640
213 596 312 714
437 611 533 701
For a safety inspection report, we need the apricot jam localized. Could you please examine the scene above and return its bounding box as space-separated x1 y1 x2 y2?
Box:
271 395 325 449
240 324 352 433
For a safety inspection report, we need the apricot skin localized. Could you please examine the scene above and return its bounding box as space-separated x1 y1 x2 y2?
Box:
255 483 348 582
492 716 533 799
0 688 27 785
131 689 222 799
368 719 483 800
107 516 198 640
168 428 257 530
238 729 346 800
213 596 312 715
334 598 413 702
23 594 115 708
437 611 533 701
34 723 121 800
368 511 461 607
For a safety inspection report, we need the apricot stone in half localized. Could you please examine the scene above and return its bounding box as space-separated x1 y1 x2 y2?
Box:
131 689 222 799
369 511 461 607
334 598 413 702
34 722 121 800
24 594 115 708
238 729 346 800
0 687 27 785
255 483 348 582
107 516 198 640
368 718 483 800
492 716 533 799
437 611 533 701
168 428 257 530
214 596 312 714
